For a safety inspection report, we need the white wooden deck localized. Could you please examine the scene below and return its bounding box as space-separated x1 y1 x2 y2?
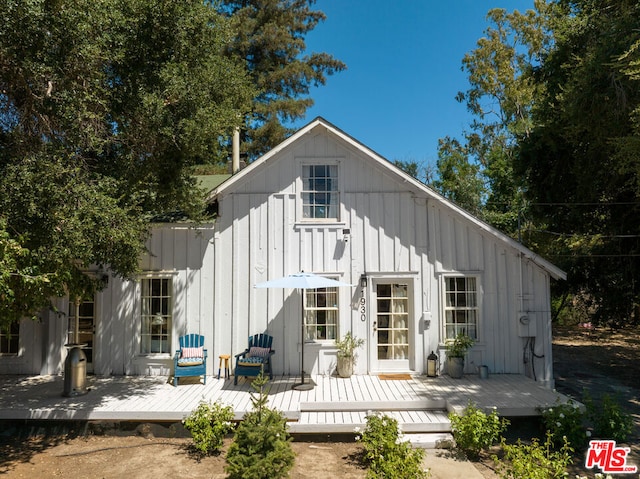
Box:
0 374 575 435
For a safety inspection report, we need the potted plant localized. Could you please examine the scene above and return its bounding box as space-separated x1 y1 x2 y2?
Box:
335 332 365 378
446 332 475 378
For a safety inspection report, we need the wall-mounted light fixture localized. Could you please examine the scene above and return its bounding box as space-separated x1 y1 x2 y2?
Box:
360 274 368 288
342 228 351 242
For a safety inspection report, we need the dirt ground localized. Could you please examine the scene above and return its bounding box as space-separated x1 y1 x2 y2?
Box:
549 325 640 477
0 436 367 479
1 325 638 478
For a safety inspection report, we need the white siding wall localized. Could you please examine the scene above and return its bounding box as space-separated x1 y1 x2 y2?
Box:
0 224 216 377
429 202 553 384
110 224 216 376
2 126 554 387
0 318 45 375
214 127 554 385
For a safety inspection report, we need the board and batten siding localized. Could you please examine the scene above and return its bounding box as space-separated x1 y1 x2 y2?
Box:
213 123 556 386
0 318 45 375
429 200 554 384
0 224 217 378
102 224 215 376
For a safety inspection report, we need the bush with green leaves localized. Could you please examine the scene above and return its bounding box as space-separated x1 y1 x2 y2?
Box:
493 432 573 479
448 402 509 460
540 400 587 450
356 412 429 479
584 392 633 443
225 374 295 479
183 400 234 455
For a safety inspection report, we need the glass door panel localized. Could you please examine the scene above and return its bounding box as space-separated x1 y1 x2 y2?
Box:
374 283 410 369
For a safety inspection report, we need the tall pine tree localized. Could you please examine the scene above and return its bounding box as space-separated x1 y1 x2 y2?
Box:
219 0 346 159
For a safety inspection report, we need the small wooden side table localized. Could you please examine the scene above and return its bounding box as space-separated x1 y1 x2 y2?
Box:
218 354 231 379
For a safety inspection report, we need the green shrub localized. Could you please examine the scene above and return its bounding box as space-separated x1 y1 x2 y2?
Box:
357 412 429 479
540 400 587 450
225 374 295 479
493 432 573 479
584 392 633 443
183 400 234 455
448 402 509 460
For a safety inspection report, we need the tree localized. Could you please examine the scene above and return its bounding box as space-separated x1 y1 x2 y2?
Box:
433 137 485 216
517 0 640 326
392 159 435 185
450 1 640 325
225 374 295 479
436 1 555 236
0 0 254 330
219 0 346 159
458 2 554 149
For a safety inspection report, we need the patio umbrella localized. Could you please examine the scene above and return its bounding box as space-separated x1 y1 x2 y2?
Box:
254 272 354 390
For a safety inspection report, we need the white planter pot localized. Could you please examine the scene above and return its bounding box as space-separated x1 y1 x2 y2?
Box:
336 356 354 378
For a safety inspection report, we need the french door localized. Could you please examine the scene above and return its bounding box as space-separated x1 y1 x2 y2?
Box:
68 298 95 373
372 282 411 371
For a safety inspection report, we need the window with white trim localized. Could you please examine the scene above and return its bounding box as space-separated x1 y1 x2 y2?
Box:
443 276 479 340
304 286 338 341
140 277 173 354
302 164 339 220
68 299 95 363
0 321 19 356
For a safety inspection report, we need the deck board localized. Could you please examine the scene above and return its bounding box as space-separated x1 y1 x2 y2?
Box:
0 373 576 435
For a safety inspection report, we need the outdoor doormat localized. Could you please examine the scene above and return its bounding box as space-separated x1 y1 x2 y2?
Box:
378 374 412 380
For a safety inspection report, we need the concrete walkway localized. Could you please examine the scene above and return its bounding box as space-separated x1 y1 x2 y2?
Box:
425 450 488 479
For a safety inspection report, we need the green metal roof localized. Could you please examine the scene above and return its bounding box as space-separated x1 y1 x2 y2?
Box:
196 174 231 193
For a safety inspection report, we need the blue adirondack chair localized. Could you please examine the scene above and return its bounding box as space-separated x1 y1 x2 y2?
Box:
234 333 275 385
173 334 207 386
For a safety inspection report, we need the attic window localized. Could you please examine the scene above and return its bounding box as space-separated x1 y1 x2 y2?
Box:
302 164 339 220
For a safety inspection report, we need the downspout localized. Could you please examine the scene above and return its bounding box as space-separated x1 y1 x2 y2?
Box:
519 253 525 314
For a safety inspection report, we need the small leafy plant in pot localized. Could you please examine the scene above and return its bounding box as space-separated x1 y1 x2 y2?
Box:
446 332 475 378
335 331 365 378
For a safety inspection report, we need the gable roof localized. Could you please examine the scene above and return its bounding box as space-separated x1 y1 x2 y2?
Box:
209 117 566 280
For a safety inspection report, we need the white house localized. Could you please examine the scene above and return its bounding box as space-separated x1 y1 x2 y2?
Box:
0 223 216 378
0 118 565 388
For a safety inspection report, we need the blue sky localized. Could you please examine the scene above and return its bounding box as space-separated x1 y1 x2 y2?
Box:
291 0 535 170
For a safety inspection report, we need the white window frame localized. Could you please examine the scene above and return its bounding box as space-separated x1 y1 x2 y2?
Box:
68 298 94 342
304 283 339 342
375 282 410 361
441 274 481 341
299 160 341 222
0 321 19 356
139 275 174 355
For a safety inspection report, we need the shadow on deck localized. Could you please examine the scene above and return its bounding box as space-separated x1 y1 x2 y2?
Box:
0 373 577 440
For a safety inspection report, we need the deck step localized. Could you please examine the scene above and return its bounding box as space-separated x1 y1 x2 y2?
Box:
289 409 451 434
405 433 454 449
299 399 446 412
